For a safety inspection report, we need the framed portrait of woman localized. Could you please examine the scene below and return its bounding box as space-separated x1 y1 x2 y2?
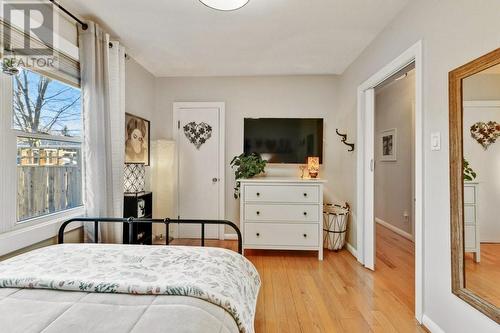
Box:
125 113 150 165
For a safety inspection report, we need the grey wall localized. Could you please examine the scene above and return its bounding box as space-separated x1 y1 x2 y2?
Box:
463 72 500 242
330 0 500 331
125 57 156 191
126 58 155 123
463 103 500 243
153 75 339 226
463 73 500 100
374 69 415 236
118 1 500 329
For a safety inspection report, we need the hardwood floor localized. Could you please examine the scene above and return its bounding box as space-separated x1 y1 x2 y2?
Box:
465 243 500 307
170 225 425 332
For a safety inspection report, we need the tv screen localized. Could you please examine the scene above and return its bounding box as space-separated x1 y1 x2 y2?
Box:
244 118 324 164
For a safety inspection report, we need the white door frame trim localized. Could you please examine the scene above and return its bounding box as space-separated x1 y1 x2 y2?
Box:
173 102 226 240
356 40 424 323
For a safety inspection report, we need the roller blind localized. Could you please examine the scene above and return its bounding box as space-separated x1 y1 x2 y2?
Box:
0 18 80 86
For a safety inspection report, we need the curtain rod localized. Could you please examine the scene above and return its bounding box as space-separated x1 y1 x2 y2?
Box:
48 0 129 59
49 0 88 30
109 42 130 59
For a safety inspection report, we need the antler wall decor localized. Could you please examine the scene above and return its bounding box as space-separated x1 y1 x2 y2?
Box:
336 129 355 152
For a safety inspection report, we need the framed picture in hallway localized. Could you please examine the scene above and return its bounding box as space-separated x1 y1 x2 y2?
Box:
380 128 397 161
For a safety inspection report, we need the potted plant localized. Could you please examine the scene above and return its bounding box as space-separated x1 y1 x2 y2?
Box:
463 158 477 181
230 153 267 198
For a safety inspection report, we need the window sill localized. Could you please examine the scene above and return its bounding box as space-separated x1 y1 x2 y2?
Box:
0 207 85 257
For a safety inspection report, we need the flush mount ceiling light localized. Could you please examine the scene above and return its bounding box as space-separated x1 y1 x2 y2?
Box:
199 0 249 11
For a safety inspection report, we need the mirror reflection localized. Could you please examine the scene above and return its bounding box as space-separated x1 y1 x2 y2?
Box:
462 63 500 307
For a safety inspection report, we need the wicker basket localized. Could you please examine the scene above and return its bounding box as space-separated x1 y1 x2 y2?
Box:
323 203 350 251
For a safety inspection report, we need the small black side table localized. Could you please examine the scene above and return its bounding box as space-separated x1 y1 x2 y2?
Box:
123 192 153 244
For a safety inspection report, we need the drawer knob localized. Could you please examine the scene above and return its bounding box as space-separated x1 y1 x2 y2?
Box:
303 212 308 216
256 211 260 215
304 193 308 197
256 233 260 237
256 192 260 197
303 234 308 238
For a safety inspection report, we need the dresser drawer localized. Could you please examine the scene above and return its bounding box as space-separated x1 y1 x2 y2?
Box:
464 186 476 204
244 223 318 247
464 225 477 249
244 185 319 203
464 205 476 224
244 204 319 222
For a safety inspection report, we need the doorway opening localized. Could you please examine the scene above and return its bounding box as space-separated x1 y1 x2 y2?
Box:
374 62 417 316
356 41 423 323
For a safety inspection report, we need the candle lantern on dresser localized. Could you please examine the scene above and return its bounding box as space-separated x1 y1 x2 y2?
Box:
239 177 326 260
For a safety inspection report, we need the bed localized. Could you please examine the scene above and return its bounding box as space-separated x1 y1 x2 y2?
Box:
0 218 260 333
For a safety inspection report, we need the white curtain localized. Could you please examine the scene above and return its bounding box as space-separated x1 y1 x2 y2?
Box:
79 22 126 243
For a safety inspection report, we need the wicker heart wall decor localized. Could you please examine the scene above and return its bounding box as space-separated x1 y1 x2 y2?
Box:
470 121 500 150
183 122 213 149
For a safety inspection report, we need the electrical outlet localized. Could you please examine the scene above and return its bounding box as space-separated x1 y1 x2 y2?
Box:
403 211 410 222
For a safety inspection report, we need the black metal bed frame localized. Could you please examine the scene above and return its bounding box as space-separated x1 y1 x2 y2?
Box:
58 218 243 254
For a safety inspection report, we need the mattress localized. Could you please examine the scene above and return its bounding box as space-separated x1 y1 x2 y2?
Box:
0 288 239 333
0 244 260 333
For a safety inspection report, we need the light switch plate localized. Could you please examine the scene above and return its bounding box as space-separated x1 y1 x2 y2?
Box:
431 132 441 151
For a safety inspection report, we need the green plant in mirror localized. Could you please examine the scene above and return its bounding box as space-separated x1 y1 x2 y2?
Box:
463 158 477 181
231 153 267 199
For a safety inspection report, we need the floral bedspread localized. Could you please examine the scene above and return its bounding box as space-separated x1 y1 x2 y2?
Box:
0 244 261 333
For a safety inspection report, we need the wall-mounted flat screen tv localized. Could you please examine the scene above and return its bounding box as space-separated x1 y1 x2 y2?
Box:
244 118 324 164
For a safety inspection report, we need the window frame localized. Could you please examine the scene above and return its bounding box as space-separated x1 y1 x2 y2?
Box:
0 68 86 232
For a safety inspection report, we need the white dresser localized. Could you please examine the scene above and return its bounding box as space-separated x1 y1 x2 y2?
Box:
239 177 326 260
464 182 480 262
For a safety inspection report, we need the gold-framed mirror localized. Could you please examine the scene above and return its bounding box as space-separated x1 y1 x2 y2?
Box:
449 48 500 323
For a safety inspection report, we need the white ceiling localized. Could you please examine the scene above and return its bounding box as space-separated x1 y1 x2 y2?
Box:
61 0 409 77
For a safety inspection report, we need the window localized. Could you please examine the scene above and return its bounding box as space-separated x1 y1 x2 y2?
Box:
12 68 83 222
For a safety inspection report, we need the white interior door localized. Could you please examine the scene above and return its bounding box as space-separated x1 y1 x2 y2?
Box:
174 103 225 239
364 88 376 270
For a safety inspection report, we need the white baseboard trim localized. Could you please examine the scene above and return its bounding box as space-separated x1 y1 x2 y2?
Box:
224 233 238 240
346 242 357 258
422 315 445 333
375 217 414 241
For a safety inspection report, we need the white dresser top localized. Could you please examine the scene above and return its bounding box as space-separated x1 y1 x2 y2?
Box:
238 176 327 184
